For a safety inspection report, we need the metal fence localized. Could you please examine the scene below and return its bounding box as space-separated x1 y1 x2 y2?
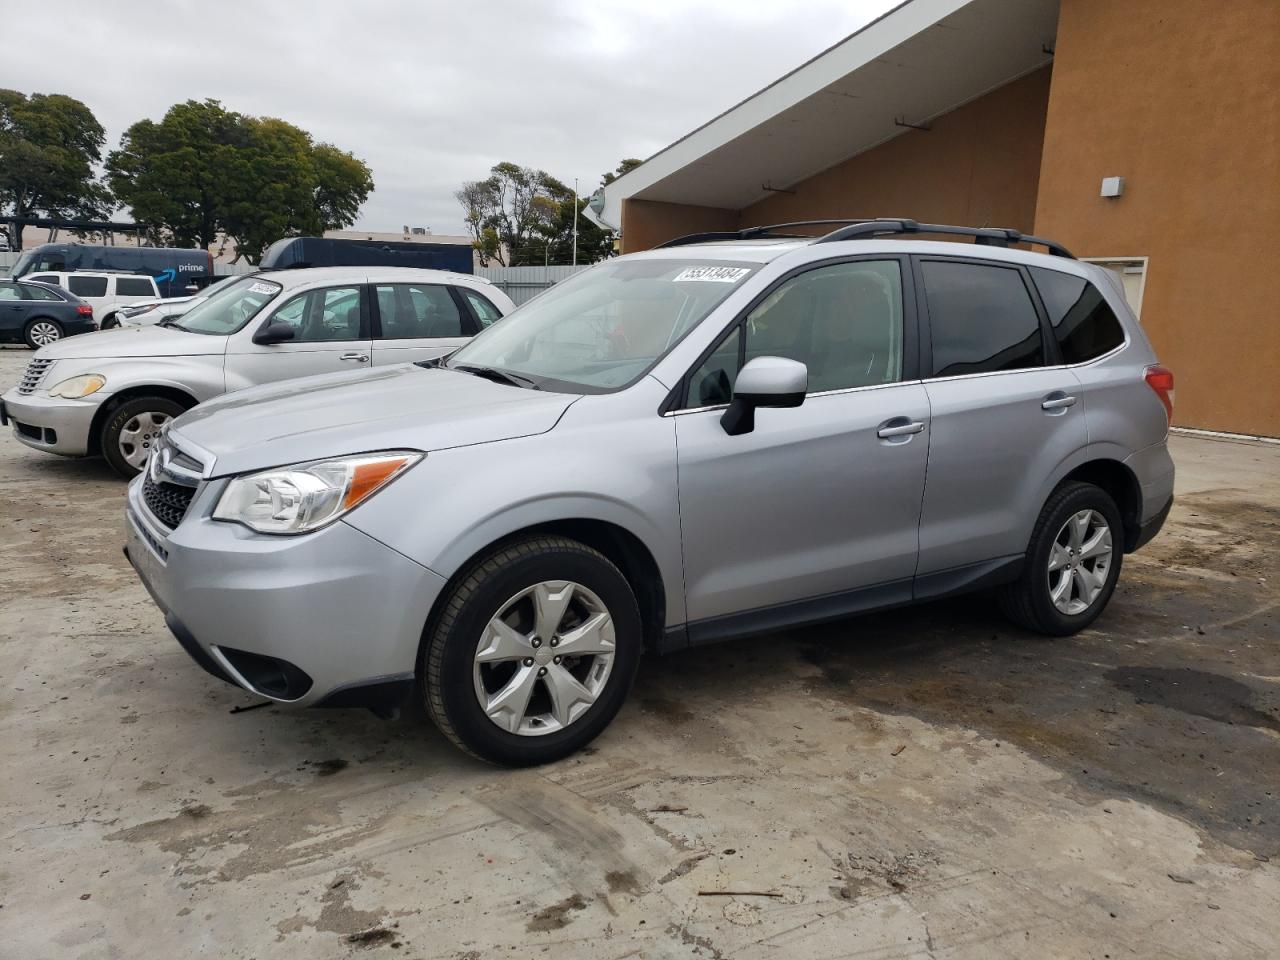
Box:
476 264 587 306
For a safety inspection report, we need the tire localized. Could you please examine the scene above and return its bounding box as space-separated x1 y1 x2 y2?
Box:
101 313 119 330
24 318 63 349
100 396 188 479
423 535 643 766
999 481 1124 635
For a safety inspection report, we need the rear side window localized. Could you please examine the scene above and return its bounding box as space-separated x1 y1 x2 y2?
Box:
375 284 463 339
1031 267 1125 364
461 288 503 327
21 284 63 301
116 277 155 296
68 275 108 298
28 274 61 286
922 260 1044 377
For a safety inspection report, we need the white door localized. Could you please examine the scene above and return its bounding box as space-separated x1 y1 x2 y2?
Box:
224 283 372 387
370 282 471 366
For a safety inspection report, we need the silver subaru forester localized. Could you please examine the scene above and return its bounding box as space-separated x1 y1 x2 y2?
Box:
124 219 1176 766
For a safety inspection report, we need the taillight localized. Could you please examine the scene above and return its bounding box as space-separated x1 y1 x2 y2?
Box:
1144 364 1175 423
76 304 93 316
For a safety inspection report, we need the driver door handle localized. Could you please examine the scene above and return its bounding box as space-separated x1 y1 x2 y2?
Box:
340 352 369 363
877 420 925 439
1041 394 1077 411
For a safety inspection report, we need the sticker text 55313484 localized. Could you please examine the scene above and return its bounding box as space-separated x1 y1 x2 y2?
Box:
672 266 751 283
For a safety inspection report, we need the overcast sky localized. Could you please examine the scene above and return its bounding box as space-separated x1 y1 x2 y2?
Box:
10 0 898 236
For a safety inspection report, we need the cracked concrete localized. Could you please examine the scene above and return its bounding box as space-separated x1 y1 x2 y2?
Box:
0 347 1277 958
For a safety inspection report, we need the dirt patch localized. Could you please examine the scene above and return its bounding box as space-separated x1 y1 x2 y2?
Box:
526 893 588 932
1108 666 1280 733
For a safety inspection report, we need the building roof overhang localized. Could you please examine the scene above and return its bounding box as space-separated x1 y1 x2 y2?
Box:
588 0 1059 230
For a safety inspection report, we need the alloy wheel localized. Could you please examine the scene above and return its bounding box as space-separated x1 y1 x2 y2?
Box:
29 322 60 347
1047 509 1113 615
119 411 172 470
472 580 616 736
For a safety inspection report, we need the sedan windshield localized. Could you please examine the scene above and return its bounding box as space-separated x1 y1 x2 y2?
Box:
173 277 282 335
445 259 758 392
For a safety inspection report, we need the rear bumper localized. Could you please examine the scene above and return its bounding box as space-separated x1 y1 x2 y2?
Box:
1130 494 1173 552
0 387 103 456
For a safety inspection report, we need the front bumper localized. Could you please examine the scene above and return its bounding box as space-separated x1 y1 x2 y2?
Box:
1 387 105 456
124 475 446 707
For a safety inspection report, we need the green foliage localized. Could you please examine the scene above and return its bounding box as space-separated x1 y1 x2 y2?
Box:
106 99 373 262
456 158 642 266
0 89 111 246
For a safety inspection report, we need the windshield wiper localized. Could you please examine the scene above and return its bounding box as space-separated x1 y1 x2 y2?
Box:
451 363 540 390
157 317 185 330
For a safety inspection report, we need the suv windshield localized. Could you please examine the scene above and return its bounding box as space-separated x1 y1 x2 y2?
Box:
446 259 758 392
172 277 282 335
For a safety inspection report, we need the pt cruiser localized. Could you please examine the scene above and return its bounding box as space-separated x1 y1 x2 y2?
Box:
124 219 1175 766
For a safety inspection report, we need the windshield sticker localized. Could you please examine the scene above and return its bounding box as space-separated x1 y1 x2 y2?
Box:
248 281 280 295
672 266 750 284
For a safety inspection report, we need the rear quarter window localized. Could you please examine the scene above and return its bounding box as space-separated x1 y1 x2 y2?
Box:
1031 267 1126 364
115 277 155 297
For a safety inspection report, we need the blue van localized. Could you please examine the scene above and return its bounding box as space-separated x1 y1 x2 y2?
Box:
10 244 214 297
260 236 474 274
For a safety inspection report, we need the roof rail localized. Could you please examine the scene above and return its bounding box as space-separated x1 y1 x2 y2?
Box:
654 219 873 249
814 218 1074 258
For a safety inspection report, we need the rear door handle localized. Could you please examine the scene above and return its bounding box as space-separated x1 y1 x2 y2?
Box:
340 352 369 363
1041 394 1077 411
877 420 926 439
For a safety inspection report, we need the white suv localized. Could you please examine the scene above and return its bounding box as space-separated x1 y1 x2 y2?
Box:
22 271 160 329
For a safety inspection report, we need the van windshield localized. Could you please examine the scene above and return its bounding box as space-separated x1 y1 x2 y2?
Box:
445 258 758 393
171 277 282 335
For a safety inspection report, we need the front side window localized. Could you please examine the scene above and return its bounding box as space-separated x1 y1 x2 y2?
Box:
685 259 904 405
375 283 462 339
175 277 283 335
116 277 155 297
1031 267 1125 364
922 260 1044 377
462 288 503 327
68 275 108 298
0 282 19 301
446 258 759 393
269 286 364 342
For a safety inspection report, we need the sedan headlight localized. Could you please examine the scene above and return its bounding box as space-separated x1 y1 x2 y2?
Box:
48 374 106 399
212 451 422 535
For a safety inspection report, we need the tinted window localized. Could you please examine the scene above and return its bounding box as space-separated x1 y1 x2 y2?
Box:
116 277 155 296
270 286 364 342
28 274 61 286
68 275 108 298
922 261 1043 377
689 326 742 406
462 288 503 327
1031 267 1125 364
375 284 463 339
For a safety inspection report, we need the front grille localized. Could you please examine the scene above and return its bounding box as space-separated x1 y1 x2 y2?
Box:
141 473 195 530
17 358 55 395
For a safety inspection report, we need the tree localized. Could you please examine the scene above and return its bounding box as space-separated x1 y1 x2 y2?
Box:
455 163 562 267
0 90 111 249
601 158 642 186
107 99 374 261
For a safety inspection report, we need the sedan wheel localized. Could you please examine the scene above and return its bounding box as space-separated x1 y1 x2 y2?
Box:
26 320 62 348
473 580 616 736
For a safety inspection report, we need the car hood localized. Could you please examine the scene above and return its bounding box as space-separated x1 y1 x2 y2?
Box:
36 325 222 359
170 363 579 476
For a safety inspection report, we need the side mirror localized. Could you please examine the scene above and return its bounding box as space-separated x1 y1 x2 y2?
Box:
720 356 807 436
253 320 296 345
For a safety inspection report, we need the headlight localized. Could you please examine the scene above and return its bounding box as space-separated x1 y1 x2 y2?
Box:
125 304 158 316
212 451 422 535
48 374 106 399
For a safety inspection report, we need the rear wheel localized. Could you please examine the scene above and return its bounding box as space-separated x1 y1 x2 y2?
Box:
24 318 62 349
423 536 642 765
999 481 1123 635
100 396 187 478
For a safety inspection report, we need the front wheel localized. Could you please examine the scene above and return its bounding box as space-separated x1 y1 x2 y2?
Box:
423 536 643 765
999 481 1124 635
100 396 187 478
24 318 63 349
100 313 120 330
